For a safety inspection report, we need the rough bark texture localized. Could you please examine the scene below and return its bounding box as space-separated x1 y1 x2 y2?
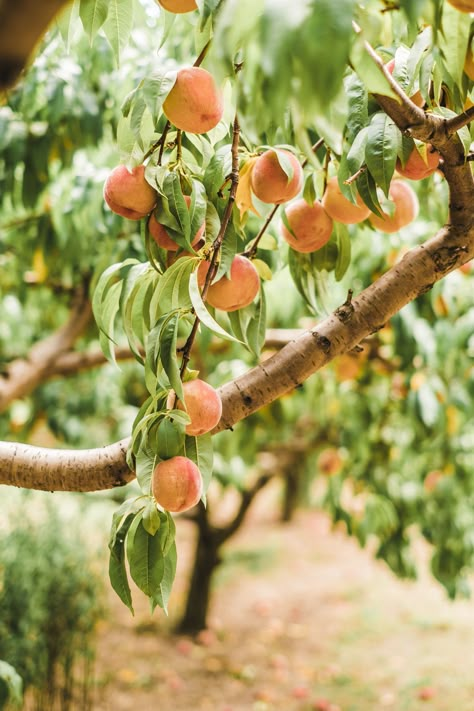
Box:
0 36 473 492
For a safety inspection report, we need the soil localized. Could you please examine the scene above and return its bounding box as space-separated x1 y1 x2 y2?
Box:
93 485 474 711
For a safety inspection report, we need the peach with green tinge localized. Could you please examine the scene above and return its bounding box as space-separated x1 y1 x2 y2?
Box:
396 144 440 180
152 456 202 513
250 149 303 205
368 180 419 234
163 67 223 135
103 165 157 220
167 379 222 436
149 195 205 251
322 176 370 224
198 255 260 312
280 199 333 253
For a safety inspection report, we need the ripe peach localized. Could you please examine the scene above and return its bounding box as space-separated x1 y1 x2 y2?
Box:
280 199 333 253
396 144 440 180
157 0 197 13
385 58 424 108
250 149 303 205
149 196 205 251
446 0 474 11
163 67 223 135
167 378 222 436
368 180 419 233
321 177 370 224
104 165 157 220
200 255 260 312
152 456 202 513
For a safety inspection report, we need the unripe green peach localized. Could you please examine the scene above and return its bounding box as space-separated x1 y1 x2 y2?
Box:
167 379 222 436
199 255 260 312
163 68 224 135
446 0 474 11
251 149 303 205
368 180 419 234
321 177 370 224
157 0 197 13
104 165 157 220
152 456 202 513
396 144 440 180
280 199 333 253
149 196 205 251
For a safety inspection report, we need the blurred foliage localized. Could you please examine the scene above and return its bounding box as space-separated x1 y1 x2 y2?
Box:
0 499 104 710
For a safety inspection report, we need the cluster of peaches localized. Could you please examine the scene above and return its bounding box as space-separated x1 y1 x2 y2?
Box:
102 0 444 514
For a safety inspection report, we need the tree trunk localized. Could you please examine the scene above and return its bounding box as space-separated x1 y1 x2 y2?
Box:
281 468 300 523
176 527 220 635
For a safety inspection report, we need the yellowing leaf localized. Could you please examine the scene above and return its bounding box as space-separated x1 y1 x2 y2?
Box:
32 248 48 283
236 157 260 219
252 258 272 280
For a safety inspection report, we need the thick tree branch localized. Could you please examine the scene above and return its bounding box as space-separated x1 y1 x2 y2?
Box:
0 288 92 412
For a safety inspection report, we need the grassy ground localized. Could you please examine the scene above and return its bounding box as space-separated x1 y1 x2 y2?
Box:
93 484 474 711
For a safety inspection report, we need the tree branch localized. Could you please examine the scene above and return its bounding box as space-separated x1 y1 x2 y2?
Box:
0 287 92 413
445 106 474 135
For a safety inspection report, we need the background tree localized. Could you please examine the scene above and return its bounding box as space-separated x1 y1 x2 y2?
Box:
0 0 473 620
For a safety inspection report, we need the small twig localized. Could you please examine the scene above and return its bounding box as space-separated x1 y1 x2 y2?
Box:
194 39 212 69
176 130 183 162
445 106 474 136
301 137 325 169
178 114 241 379
344 165 367 185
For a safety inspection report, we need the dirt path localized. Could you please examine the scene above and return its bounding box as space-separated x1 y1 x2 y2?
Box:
94 494 474 711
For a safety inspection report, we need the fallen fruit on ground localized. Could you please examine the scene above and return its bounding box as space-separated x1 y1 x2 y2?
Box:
368 180 419 233
200 255 260 312
167 378 222 436
250 149 303 204
157 0 197 13
396 144 440 180
280 198 333 253
152 456 203 513
103 164 157 220
163 67 224 134
149 195 205 250
322 176 371 224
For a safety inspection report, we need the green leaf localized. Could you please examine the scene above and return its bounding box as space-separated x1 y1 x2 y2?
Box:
365 113 400 197
127 517 165 597
151 541 177 614
150 256 197 320
182 433 213 495
334 222 351 282
103 0 134 66
79 0 109 43
135 445 158 493
109 513 136 613
97 280 123 364
142 71 177 126
0 661 23 708
356 169 383 218
158 511 176 556
440 2 471 88
156 414 185 460
143 500 161 536
246 289 267 358
109 497 146 549
350 34 400 100
345 75 368 143
189 271 243 343
159 312 184 401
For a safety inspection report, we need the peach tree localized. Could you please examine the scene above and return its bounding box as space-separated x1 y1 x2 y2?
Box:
0 0 473 616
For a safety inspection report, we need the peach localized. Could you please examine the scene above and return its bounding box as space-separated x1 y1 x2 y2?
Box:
104 164 157 220
446 0 474 11
396 144 440 180
152 456 202 513
321 177 370 224
386 58 424 108
149 196 205 251
250 149 303 204
280 199 333 253
368 180 419 233
199 255 260 312
157 0 197 13
163 67 224 134
167 379 222 436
